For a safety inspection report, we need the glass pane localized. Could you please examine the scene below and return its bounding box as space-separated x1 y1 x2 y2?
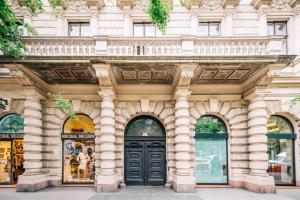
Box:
133 24 144 37
145 24 156 37
63 114 95 134
0 114 24 134
195 138 227 184
69 23 80 37
267 23 274 35
267 116 293 134
199 23 209 36
268 139 294 185
209 23 220 36
63 140 95 183
0 141 11 184
195 116 227 134
80 23 91 37
12 140 24 183
275 22 287 35
126 117 164 137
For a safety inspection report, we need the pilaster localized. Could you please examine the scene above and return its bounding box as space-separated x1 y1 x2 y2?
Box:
16 88 48 192
243 93 275 193
172 65 195 193
93 64 118 192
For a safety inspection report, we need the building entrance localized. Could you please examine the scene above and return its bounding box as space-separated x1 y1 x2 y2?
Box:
124 116 166 186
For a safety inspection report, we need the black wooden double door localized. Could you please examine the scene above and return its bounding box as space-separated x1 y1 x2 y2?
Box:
124 137 166 186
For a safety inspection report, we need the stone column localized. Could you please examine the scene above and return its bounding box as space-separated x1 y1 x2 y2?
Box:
96 87 118 192
172 88 194 193
243 94 275 193
17 89 48 192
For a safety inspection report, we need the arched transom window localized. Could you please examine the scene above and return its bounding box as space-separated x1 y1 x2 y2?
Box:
63 114 95 134
0 114 24 134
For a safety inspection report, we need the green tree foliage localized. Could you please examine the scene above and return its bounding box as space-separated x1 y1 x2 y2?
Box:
195 117 221 133
147 0 171 34
49 93 78 121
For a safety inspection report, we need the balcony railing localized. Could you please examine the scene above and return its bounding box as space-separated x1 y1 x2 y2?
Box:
22 36 287 57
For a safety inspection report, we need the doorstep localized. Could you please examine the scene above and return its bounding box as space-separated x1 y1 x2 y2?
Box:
195 185 233 188
59 184 94 187
275 186 300 189
0 184 16 188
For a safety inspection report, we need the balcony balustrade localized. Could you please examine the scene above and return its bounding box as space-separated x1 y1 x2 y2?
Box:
22 36 287 57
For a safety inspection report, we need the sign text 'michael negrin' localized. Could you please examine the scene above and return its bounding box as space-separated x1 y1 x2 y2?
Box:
61 134 95 139
0 133 24 139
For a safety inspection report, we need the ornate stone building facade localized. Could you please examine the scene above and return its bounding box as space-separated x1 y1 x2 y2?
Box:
0 0 300 194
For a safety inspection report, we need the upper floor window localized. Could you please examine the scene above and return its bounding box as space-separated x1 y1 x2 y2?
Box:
133 23 163 37
198 22 220 36
267 22 287 36
68 22 91 37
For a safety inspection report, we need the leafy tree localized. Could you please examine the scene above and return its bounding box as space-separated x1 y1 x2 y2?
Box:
195 117 221 133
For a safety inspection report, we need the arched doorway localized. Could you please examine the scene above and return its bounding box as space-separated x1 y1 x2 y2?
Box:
0 114 24 184
267 115 296 185
194 115 228 184
62 114 95 184
124 115 166 186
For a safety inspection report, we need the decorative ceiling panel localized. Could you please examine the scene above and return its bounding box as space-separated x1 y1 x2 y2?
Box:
27 63 98 84
112 63 177 84
192 63 263 84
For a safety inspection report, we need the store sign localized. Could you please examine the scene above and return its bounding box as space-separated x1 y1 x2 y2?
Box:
0 133 24 139
61 134 95 140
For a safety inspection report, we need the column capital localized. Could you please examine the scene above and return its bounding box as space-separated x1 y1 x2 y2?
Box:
177 64 197 87
93 63 113 87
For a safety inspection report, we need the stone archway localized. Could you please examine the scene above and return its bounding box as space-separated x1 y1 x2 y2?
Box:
115 100 175 186
189 100 248 187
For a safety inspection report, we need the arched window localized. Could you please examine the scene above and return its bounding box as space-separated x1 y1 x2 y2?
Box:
0 114 24 134
194 115 228 184
267 115 296 185
62 114 95 184
63 114 95 134
125 116 165 137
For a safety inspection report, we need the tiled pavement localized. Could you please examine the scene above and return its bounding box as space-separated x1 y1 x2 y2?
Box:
0 186 299 200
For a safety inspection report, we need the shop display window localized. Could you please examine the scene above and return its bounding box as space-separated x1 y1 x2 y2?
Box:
194 115 228 184
0 114 24 184
267 115 296 185
62 114 95 183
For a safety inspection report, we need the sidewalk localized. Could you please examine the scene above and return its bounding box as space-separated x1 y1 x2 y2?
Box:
0 186 299 200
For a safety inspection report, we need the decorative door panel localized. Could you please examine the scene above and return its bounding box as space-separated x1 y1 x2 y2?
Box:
124 139 166 186
145 141 166 185
125 141 144 185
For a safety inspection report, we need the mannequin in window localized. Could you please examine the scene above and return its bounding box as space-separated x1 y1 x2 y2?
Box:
87 147 94 180
77 147 88 180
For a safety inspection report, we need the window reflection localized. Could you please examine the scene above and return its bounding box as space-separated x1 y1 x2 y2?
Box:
199 22 221 36
126 116 164 137
68 22 91 37
195 115 228 184
267 116 295 185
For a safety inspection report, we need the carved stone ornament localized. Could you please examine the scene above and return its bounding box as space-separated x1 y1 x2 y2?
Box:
8 0 29 17
201 0 223 11
133 0 148 9
66 0 90 13
295 7 300 16
270 0 292 9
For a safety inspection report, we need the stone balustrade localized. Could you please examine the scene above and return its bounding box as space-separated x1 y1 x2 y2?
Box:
22 36 286 57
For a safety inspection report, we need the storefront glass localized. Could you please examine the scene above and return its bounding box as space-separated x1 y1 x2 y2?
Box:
194 115 228 184
62 114 95 183
267 115 295 185
0 114 24 184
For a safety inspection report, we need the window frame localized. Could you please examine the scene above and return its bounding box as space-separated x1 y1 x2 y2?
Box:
267 21 287 36
194 115 229 185
198 22 221 37
68 22 91 37
133 22 162 37
267 115 296 186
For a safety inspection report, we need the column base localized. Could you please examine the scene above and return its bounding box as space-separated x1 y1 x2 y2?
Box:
173 174 195 193
16 173 49 192
96 174 118 192
242 174 275 193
